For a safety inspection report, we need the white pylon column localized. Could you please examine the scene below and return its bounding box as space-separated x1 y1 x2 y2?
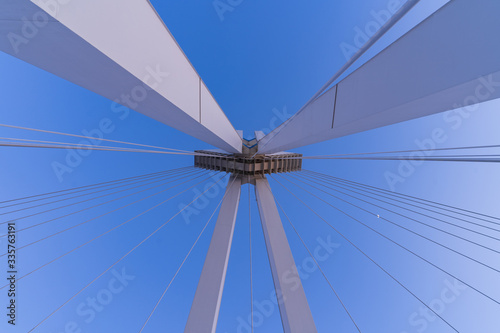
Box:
257 0 500 154
185 175 242 333
0 0 242 153
255 177 317 333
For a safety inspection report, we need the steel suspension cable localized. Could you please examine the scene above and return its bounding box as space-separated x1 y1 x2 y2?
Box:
0 166 190 206
0 167 194 216
296 144 500 159
0 167 190 210
295 173 500 260
304 169 500 224
27 174 227 332
272 175 500 308
0 136 199 155
287 174 500 274
0 169 205 237
0 123 195 154
0 170 211 258
0 141 211 156
0 168 199 229
139 176 237 333
0 137 215 159
296 173 500 245
281 155 500 163
302 172 500 235
303 170 500 230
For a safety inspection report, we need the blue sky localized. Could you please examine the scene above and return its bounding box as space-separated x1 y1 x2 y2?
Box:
1 0 499 332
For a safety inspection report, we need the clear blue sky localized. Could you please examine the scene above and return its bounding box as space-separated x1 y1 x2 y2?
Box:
0 0 499 332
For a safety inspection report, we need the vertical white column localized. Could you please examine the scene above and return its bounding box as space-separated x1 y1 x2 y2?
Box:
184 175 242 333
255 177 317 333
